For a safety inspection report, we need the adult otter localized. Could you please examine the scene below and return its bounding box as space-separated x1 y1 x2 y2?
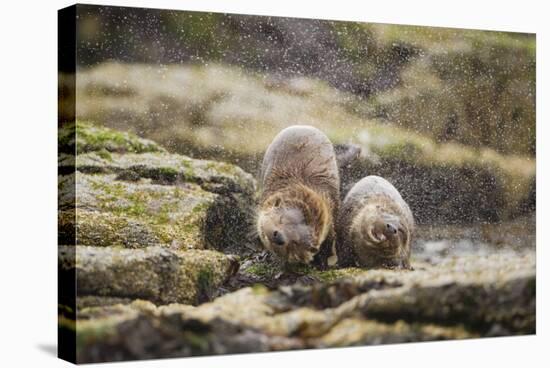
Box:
337 175 414 269
257 125 340 269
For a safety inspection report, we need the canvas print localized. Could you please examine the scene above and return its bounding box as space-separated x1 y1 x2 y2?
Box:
58 4 536 364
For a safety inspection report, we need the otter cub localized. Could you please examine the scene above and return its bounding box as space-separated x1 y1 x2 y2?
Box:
257 125 340 269
337 175 414 269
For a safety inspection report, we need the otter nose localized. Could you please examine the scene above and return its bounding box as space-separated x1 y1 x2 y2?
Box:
385 223 398 236
272 230 285 246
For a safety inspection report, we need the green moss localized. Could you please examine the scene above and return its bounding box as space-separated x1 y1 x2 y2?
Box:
251 284 269 295
75 317 121 354
208 162 239 176
243 261 367 283
165 12 226 59
96 148 113 161
191 202 210 214
314 268 366 282
135 166 180 183
181 330 210 351
156 203 173 225
245 263 280 278
367 23 534 56
285 263 366 282
180 159 196 179
88 177 126 197
58 303 75 315
59 122 77 153
79 174 217 249
197 268 214 294
71 121 165 154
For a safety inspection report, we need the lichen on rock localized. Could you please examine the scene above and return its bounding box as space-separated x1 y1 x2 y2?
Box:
59 121 166 154
67 251 533 363
59 245 239 305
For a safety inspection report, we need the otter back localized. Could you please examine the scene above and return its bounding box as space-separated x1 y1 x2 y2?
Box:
261 126 340 199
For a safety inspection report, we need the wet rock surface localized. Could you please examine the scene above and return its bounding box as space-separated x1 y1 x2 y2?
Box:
73 251 534 363
59 123 535 363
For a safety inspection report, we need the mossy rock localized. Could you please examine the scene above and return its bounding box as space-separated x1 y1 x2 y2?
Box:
337 126 535 223
59 144 257 251
313 319 474 347
59 121 165 154
61 150 256 196
69 250 534 363
59 245 239 305
236 256 368 290
59 173 218 249
59 122 257 251
367 26 535 156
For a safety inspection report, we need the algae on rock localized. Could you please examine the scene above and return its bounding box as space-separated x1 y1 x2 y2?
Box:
59 122 257 252
59 121 166 154
59 245 239 305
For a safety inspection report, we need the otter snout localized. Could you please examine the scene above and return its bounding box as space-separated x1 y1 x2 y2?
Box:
257 206 319 263
272 230 285 246
384 222 398 237
369 218 401 243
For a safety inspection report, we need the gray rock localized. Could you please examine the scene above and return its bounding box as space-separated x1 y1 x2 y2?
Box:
58 124 257 252
59 246 239 305
65 251 534 363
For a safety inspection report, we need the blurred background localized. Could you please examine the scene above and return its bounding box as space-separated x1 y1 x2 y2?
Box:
62 4 536 226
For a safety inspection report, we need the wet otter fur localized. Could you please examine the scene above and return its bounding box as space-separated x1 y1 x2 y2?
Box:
337 175 414 269
257 125 340 269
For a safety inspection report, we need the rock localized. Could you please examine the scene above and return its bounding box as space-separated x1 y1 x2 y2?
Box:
370 34 535 156
69 11 535 156
59 173 218 249
59 121 165 154
56 123 535 363
72 297 304 363
337 131 535 223
59 245 239 305
58 123 257 252
76 296 134 310
65 251 534 363
62 150 256 195
313 319 474 347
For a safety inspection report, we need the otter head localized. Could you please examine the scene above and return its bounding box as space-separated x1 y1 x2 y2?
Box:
257 206 319 264
258 182 332 264
352 203 410 267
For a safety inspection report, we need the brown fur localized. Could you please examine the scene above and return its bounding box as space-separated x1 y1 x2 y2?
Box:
258 126 340 268
337 176 414 269
261 182 332 247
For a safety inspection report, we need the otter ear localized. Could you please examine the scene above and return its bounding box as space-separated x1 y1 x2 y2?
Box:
274 198 281 207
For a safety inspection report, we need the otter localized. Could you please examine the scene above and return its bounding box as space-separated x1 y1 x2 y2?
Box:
337 175 414 269
257 125 340 269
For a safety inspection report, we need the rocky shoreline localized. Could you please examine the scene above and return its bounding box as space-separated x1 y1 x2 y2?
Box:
59 122 535 363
